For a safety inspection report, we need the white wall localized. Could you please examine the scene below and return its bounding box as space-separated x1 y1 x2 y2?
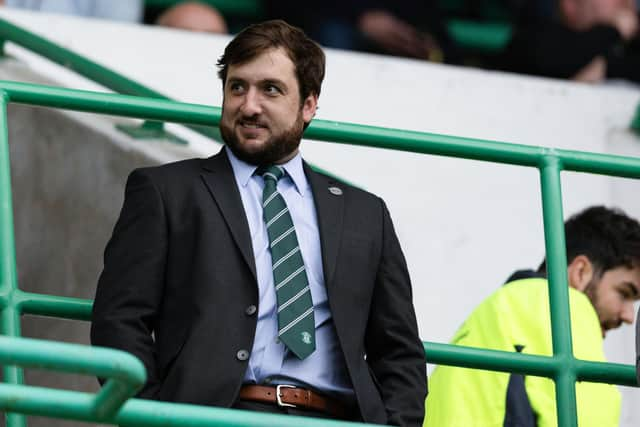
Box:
1 8 639 426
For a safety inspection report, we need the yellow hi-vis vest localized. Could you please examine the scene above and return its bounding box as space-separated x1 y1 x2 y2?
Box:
424 278 620 427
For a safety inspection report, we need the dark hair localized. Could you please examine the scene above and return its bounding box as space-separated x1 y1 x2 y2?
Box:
217 20 325 102
538 206 640 276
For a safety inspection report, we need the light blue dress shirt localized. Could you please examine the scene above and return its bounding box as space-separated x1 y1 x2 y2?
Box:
226 147 354 399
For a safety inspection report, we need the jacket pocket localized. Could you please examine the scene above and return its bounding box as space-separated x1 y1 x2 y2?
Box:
367 364 383 397
364 363 388 424
157 325 190 383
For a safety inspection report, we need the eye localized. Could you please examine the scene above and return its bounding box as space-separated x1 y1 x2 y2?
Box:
228 82 245 94
264 84 282 95
617 287 634 301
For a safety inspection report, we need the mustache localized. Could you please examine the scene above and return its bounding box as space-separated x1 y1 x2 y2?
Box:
237 115 268 127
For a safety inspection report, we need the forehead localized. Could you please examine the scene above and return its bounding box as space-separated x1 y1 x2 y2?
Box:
226 47 297 84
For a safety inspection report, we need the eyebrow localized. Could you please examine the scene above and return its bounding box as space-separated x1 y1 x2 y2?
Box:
262 78 288 90
226 77 245 85
226 77 288 89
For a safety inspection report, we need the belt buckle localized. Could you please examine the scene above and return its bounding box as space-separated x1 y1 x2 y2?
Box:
276 384 297 408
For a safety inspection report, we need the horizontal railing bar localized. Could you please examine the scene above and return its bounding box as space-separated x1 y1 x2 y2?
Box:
0 383 95 421
10 295 638 387
425 341 639 386
1 80 218 125
117 398 382 427
0 382 143 422
0 18 228 149
425 341 558 378
575 359 639 387
0 17 167 99
2 81 639 178
0 335 146 419
561 151 640 179
0 335 145 382
0 386 384 427
14 294 637 386
306 122 640 179
305 120 540 168
16 290 92 320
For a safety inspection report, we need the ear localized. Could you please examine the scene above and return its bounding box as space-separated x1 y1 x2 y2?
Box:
301 93 318 124
567 254 594 291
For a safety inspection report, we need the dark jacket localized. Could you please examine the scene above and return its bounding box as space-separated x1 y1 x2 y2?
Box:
91 148 427 426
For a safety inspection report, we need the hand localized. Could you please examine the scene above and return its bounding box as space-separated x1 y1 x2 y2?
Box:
358 10 437 59
610 8 638 40
572 56 606 83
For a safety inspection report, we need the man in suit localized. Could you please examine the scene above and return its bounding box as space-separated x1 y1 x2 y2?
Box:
91 20 427 426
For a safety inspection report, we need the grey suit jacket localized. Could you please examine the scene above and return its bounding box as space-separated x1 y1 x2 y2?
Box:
91 148 427 426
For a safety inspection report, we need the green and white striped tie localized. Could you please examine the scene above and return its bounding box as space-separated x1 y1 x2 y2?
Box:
259 165 315 359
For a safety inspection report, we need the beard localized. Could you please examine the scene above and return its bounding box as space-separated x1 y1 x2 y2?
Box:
584 278 620 332
220 110 305 166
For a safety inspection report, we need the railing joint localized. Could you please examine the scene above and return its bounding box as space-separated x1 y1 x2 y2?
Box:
0 288 23 313
539 150 564 171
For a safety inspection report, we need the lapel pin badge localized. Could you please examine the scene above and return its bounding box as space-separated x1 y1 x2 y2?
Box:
328 186 343 196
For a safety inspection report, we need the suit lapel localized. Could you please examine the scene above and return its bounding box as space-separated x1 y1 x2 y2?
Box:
304 162 344 287
200 149 257 281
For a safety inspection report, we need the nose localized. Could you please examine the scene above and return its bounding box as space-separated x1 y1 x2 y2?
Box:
620 301 635 324
240 88 262 116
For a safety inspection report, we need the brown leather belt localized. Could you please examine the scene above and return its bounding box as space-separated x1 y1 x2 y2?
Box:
238 384 347 418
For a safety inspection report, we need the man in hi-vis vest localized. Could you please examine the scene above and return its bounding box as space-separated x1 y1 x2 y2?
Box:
426 206 640 427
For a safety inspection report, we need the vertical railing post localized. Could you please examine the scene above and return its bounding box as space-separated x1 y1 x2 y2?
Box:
539 155 577 427
0 92 27 427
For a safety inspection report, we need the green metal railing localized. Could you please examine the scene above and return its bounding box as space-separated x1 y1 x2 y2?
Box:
447 19 511 53
631 103 640 134
0 15 223 143
0 335 146 422
0 80 638 426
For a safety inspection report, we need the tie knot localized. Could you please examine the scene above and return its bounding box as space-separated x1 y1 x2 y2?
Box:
258 165 285 183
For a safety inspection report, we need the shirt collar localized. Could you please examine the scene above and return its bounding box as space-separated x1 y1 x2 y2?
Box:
225 146 307 196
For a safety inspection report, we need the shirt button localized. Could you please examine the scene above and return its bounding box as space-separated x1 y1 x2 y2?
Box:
236 349 250 361
245 305 257 316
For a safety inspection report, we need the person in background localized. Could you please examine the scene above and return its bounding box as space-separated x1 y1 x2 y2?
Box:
145 1 227 33
265 0 460 64
0 0 143 22
1 0 228 34
499 0 640 83
425 206 640 427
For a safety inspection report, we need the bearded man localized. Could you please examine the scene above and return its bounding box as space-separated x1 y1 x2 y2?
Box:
425 206 640 427
91 20 427 426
